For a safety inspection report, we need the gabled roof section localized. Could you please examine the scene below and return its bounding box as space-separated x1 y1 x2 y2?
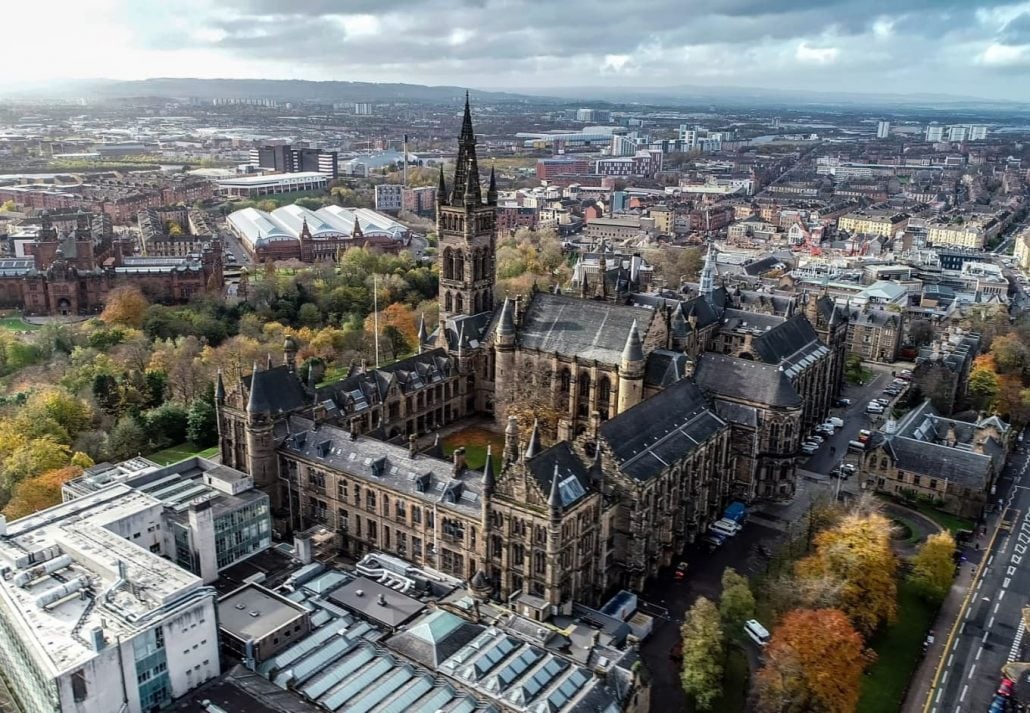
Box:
600 379 725 482
644 349 692 389
693 354 802 408
243 365 309 415
522 441 592 508
517 293 652 365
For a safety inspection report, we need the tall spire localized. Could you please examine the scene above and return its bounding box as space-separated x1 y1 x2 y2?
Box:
247 361 265 415
699 241 717 303
487 164 498 206
416 313 428 351
498 297 515 336
450 91 481 206
482 445 495 495
215 368 226 404
437 164 447 205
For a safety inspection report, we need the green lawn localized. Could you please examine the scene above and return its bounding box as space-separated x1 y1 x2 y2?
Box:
442 426 504 474
858 579 937 713
894 497 974 535
0 315 40 331
147 443 219 466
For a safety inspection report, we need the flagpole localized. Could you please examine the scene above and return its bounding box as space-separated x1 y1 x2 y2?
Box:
373 273 380 368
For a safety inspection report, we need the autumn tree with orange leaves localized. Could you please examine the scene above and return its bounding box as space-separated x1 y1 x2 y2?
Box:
3 466 83 520
100 286 150 328
795 512 897 637
755 608 872 713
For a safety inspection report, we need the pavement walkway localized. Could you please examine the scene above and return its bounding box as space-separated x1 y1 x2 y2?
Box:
901 504 1000 713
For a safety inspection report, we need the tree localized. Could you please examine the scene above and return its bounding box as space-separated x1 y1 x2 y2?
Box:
186 400 218 448
990 333 1030 376
297 302 322 327
795 512 897 637
141 403 189 449
909 532 957 603
643 246 703 286
3 466 83 520
92 373 122 415
1 436 72 491
908 319 935 347
680 597 723 711
967 366 1000 412
719 568 756 636
755 609 870 713
19 388 92 442
100 286 150 328
108 417 148 460
363 302 419 351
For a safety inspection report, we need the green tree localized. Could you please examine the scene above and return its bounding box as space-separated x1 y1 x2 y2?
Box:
719 568 756 637
908 319 935 347
141 403 189 449
909 532 957 603
92 373 121 415
108 417 148 460
968 366 1000 412
297 302 322 327
186 400 218 448
680 597 723 711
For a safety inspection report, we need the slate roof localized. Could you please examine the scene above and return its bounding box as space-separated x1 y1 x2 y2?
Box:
523 441 593 507
693 354 802 408
281 416 485 518
882 437 993 490
721 308 784 333
245 365 310 415
849 307 902 328
441 312 494 353
517 292 652 365
713 400 759 428
599 379 726 482
644 349 692 389
316 349 453 418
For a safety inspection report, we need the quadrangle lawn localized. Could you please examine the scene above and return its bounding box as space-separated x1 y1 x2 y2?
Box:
147 443 220 466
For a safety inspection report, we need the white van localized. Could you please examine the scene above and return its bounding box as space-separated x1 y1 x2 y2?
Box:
710 519 741 537
744 619 770 647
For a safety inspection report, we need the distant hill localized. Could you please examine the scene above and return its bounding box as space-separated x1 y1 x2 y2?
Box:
8 78 544 105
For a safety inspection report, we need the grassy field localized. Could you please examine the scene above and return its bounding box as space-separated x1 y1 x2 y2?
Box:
884 495 974 535
441 426 504 474
147 443 220 466
0 315 40 332
858 579 937 713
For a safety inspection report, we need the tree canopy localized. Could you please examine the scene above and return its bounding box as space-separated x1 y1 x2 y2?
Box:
909 531 957 603
680 596 724 711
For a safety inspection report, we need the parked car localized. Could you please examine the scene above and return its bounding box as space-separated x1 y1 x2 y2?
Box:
833 398 852 407
808 434 825 444
858 429 872 443
702 533 725 550
828 417 845 428
988 694 1008 713
841 463 857 476
997 677 1015 697
800 443 818 455
866 404 884 415
744 619 770 647
674 562 689 580
876 397 891 406
713 518 743 535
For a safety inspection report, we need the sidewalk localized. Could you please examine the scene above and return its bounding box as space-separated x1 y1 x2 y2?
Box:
901 513 998 713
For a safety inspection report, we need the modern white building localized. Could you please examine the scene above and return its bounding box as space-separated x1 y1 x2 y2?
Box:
876 121 890 139
0 486 221 713
214 172 328 198
925 125 945 142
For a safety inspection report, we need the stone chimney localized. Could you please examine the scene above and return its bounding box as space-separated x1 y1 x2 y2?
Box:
408 433 418 459
452 446 467 474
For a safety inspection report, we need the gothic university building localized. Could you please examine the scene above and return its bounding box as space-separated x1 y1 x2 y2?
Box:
216 97 847 613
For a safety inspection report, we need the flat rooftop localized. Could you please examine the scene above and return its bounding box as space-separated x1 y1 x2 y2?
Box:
328 576 425 629
219 584 308 642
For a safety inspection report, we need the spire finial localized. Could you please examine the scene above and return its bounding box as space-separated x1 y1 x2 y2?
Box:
524 419 542 460
548 463 562 511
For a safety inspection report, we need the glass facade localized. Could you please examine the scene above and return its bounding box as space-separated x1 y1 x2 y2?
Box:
0 599 59 712
133 628 170 710
214 499 271 570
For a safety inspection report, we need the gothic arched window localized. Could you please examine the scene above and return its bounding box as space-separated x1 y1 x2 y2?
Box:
442 247 453 280
444 291 453 312
455 293 464 314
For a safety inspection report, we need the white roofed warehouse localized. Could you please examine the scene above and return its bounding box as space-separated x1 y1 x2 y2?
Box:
226 203 408 263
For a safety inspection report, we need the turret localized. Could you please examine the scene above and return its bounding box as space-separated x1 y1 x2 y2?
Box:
494 298 517 425
214 368 226 404
669 303 688 350
247 361 266 417
617 320 645 414
699 242 717 304
244 362 277 494
524 419 542 460
805 289 819 324
437 165 447 206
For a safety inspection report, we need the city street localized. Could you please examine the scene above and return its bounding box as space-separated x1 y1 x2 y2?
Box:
923 434 1030 713
636 364 898 710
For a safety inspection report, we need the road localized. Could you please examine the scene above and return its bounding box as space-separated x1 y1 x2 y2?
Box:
925 432 1030 713
636 365 898 710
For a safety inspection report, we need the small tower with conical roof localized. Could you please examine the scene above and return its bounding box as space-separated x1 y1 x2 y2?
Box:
524 419 542 461
494 297 517 424
503 415 520 466
416 313 428 353
487 165 498 206
617 320 645 414
283 335 298 373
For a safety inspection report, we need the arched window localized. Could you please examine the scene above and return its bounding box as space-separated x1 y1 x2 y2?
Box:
455 292 464 314
441 247 453 280
559 368 571 394
444 291 452 312
597 376 611 413
454 252 465 282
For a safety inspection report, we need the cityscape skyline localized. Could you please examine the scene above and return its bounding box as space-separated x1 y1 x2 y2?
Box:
6 0 1030 102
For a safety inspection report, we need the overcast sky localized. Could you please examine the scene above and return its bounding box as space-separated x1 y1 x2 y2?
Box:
6 0 1030 100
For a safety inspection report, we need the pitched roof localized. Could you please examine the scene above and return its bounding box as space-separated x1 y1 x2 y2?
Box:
244 365 309 415
517 293 652 365
882 437 993 490
644 350 692 389
599 379 725 482
693 354 802 408
522 441 592 508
